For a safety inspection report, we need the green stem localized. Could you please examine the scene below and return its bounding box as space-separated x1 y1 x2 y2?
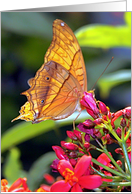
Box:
102 120 122 142
101 181 131 187
121 140 131 174
96 139 125 174
92 158 126 178
124 128 131 141
106 124 122 142
91 166 122 181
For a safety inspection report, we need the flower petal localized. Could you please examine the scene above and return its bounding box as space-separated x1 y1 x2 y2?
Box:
50 180 71 192
74 155 91 178
71 183 82 192
97 153 112 170
58 159 73 176
78 175 102 190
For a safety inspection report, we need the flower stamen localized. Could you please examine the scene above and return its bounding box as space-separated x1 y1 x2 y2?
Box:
63 168 78 186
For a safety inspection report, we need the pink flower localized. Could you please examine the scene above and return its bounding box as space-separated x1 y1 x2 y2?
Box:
98 101 108 115
52 146 69 160
50 155 102 192
61 141 79 151
80 92 100 119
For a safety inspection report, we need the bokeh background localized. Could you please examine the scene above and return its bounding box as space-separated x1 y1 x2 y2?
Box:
1 12 131 190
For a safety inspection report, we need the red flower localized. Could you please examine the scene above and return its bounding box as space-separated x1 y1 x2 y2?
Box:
1 178 31 192
50 155 102 192
97 153 113 182
102 171 113 182
97 153 112 170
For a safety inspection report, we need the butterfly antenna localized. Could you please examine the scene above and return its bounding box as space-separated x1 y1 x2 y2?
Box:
91 57 114 90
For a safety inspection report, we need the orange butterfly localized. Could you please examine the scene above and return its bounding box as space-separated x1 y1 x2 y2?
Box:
12 19 87 124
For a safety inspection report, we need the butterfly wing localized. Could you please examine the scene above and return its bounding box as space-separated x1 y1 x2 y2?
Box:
45 19 87 92
12 19 87 123
13 61 82 123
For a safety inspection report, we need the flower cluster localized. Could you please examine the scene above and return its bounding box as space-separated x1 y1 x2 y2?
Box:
50 92 131 192
1 91 131 192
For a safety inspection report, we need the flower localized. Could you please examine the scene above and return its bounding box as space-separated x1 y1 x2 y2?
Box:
97 153 112 170
52 146 69 160
98 101 108 115
97 153 113 182
1 178 31 192
61 141 79 151
111 107 131 127
80 92 100 119
50 155 102 192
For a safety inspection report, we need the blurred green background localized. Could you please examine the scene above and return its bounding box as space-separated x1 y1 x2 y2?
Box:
1 12 131 190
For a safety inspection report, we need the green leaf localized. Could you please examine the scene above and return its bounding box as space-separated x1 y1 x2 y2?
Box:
1 111 89 154
27 152 57 191
124 12 131 26
2 147 26 184
1 120 55 153
97 70 131 98
1 12 54 38
75 13 131 49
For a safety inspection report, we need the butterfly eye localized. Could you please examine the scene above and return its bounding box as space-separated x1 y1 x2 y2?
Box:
41 100 44 103
45 76 50 81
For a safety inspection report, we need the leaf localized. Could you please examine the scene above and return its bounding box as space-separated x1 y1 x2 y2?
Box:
2 147 27 184
97 70 131 98
75 13 131 49
1 12 54 38
1 120 55 153
124 12 131 26
1 111 89 154
27 152 57 191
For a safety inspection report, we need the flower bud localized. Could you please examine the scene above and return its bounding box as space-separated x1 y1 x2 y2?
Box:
103 128 109 134
66 131 78 141
115 148 123 155
116 160 122 167
52 146 68 160
73 130 82 142
123 107 131 119
116 127 121 137
98 101 108 115
120 118 126 127
84 142 90 149
61 141 78 151
84 133 90 142
93 129 102 138
69 151 78 158
80 92 100 119
94 118 104 125
83 119 95 128
50 159 59 172
102 134 113 144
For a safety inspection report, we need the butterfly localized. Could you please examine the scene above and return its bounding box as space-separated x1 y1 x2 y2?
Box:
12 19 87 124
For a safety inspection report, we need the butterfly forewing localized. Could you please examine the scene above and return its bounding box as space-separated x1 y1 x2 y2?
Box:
45 19 87 92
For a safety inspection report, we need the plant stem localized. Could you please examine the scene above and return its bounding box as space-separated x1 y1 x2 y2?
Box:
95 139 125 174
92 158 126 178
101 181 131 187
121 140 131 174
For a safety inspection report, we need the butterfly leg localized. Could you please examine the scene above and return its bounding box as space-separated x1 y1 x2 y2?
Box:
73 111 81 130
